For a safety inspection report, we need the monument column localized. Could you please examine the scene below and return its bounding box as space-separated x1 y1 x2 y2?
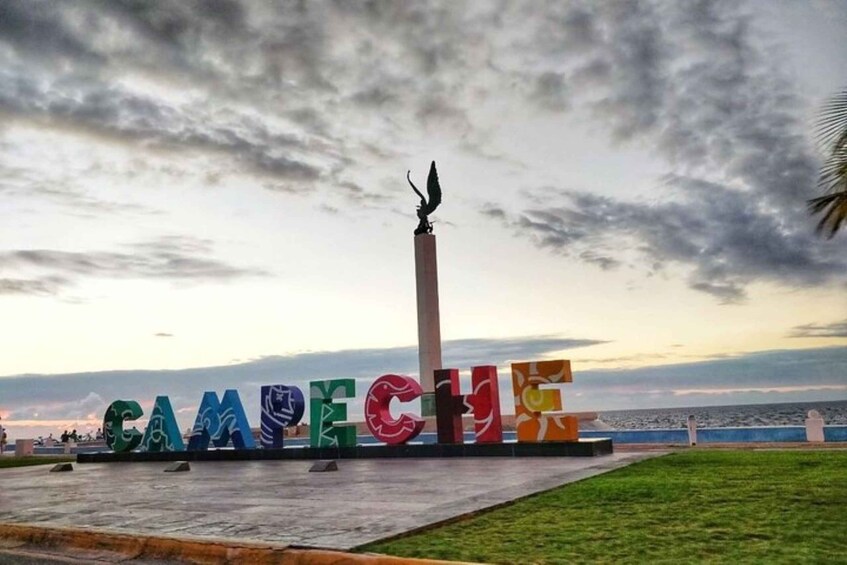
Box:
415 233 442 417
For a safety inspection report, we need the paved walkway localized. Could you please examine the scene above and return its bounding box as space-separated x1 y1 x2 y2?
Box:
0 453 661 549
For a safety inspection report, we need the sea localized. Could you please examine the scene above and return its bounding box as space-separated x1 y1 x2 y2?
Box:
598 400 847 429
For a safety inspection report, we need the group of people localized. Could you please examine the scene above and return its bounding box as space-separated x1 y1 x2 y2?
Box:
0 415 106 452
58 428 103 443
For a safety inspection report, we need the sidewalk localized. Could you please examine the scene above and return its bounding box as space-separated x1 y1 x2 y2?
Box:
0 453 660 550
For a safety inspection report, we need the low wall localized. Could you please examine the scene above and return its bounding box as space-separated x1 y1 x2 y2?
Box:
32 425 847 455
580 425 847 444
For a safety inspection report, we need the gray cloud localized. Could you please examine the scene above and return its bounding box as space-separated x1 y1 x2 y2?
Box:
0 1 496 209
3 0 845 297
0 164 162 218
0 276 69 297
0 70 322 183
0 342 843 438
496 179 846 302
530 72 570 112
0 236 267 295
6 392 106 423
0 2 101 64
480 204 507 220
0 335 603 434
789 320 847 339
479 1 847 301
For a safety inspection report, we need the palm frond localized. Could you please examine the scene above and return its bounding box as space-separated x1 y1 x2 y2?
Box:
818 149 847 193
810 89 847 237
816 89 847 152
807 191 847 238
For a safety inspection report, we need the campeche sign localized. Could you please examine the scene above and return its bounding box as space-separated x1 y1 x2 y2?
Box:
103 359 579 453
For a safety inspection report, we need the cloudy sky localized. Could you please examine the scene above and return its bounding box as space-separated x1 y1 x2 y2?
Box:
1 0 845 439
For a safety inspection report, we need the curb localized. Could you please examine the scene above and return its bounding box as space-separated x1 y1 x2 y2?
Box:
0 523 474 564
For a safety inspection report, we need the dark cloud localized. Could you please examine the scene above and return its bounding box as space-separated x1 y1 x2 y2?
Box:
2 0 845 289
577 347 847 390
0 236 267 296
480 204 507 220
0 334 603 434
0 343 843 438
0 165 161 217
0 277 69 297
0 2 102 64
590 1 669 138
573 353 667 365
789 320 847 339
5 392 106 423
0 70 322 183
479 1 847 301
530 72 570 112
0 1 502 209
578 250 620 271
493 179 846 302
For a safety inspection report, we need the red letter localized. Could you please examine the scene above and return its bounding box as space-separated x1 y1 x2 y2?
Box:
434 365 503 444
364 374 425 444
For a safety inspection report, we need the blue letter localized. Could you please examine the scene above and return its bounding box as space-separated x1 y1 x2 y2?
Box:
140 396 185 452
188 390 255 450
260 385 305 449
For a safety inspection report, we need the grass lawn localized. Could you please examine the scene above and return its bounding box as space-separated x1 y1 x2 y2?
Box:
0 456 75 469
362 450 847 564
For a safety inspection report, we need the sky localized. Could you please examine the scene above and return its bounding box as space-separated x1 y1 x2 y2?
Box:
1 0 846 439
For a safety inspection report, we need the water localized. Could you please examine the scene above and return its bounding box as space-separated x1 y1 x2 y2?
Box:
599 400 847 429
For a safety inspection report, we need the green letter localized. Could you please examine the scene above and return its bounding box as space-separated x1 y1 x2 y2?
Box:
103 400 143 453
310 379 356 447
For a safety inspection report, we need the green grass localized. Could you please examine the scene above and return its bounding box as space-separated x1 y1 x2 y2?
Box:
362 451 847 564
0 456 75 469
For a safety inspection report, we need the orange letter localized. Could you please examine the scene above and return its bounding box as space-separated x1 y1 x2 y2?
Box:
512 360 577 442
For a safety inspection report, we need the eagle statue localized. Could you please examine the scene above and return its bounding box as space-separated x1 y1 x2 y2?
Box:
407 161 442 235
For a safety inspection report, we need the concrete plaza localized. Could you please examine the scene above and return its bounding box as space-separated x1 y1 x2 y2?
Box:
0 453 660 550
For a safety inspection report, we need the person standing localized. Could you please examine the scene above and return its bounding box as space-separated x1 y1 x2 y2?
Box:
0 413 4 455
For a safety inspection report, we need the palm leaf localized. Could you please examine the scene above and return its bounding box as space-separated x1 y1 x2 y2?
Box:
816 89 847 153
810 89 847 237
808 191 847 238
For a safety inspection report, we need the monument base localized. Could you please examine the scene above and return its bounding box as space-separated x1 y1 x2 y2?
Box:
78 438 613 463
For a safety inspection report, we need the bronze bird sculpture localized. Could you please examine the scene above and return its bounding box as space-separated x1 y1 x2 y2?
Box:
407 161 442 235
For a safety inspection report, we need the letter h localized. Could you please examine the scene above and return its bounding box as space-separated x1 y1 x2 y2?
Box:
433 366 502 444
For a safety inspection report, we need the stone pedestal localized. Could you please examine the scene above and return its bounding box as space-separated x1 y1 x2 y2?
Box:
805 410 825 443
415 233 442 417
15 439 33 457
687 415 697 446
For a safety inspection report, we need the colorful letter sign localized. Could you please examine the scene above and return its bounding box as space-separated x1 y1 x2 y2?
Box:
512 360 578 442
140 396 184 452
364 374 425 444
103 400 144 453
187 390 255 450
310 379 356 448
260 385 305 449
434 365 503 444
103 358 585 454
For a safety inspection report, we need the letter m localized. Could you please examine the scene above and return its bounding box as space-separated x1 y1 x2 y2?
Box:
187 389 256 450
